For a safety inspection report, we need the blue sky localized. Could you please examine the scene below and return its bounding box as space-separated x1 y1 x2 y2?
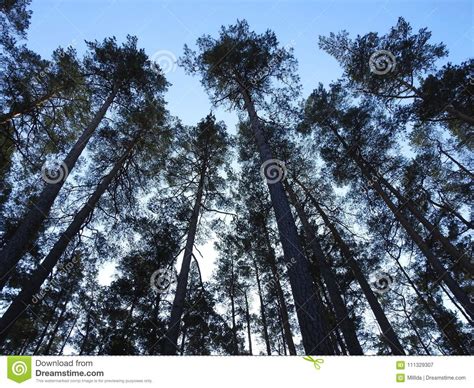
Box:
27 0 473 131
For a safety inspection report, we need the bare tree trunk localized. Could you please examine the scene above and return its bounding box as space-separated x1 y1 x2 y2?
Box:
239 87 331 354
253 259 271 355
43 295 70 355
0 91 117 290
262 227 297 355
366 160 473 274
330 126 474 320
244 291 253 355
59 316 77 355
294 176 405 355
32 288 65 355
0 141 133 344
162 163 206 354
286 183 363 355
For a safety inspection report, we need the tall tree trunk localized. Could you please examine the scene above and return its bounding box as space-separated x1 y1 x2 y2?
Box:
162 163 207 354
228 254 239 355
244 291 253 355
286 183 364 355
180 324 187 355
239 87 331 354
253 259 271 355
59 316 77 355
330 126 474 320
437 142 474 179
364 158 473 274
0 140 133 344
261 226 297 355
43 295 70 355
401 303 431 355
394 250 468 354
0 91 117 290
79 310 93 355
293 176 405 355
32 288 65 355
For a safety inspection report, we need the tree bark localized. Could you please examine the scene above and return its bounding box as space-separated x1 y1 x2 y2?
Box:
162 163 207 355
286 182 364 355
261 227 297 355
0 140 133 344
43 295 69 355
293 176 406 355
244 291 253 355
330 126 474 320
253 259 271 355
0 91 117 290
365 160 473 275
239 86 331 354
59 316 77 355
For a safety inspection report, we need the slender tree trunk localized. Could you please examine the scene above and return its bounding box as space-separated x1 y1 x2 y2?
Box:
330 127 474 320
277 310 287 355
402 306 431 355
294 176 406 355
395 253 468 354
437 143 474 179
261 227 297 355
162 164 207 354
269 268 296 355
59 316 77 355
244 291 253 355
253 259 271 355
366 161 473 274
239 87 331 354
32 288 65 355
43 296 69 355
180 324 187 355
0 91 117 290
286 183 364 355
0 141 133 344
79 308 94 356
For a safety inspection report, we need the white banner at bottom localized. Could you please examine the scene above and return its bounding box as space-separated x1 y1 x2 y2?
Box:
0 356 471 387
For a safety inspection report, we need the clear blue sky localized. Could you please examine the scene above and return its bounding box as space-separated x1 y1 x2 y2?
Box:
26 0 473 131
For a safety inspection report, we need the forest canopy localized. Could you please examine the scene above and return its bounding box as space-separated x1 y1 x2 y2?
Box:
0 1 472 356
